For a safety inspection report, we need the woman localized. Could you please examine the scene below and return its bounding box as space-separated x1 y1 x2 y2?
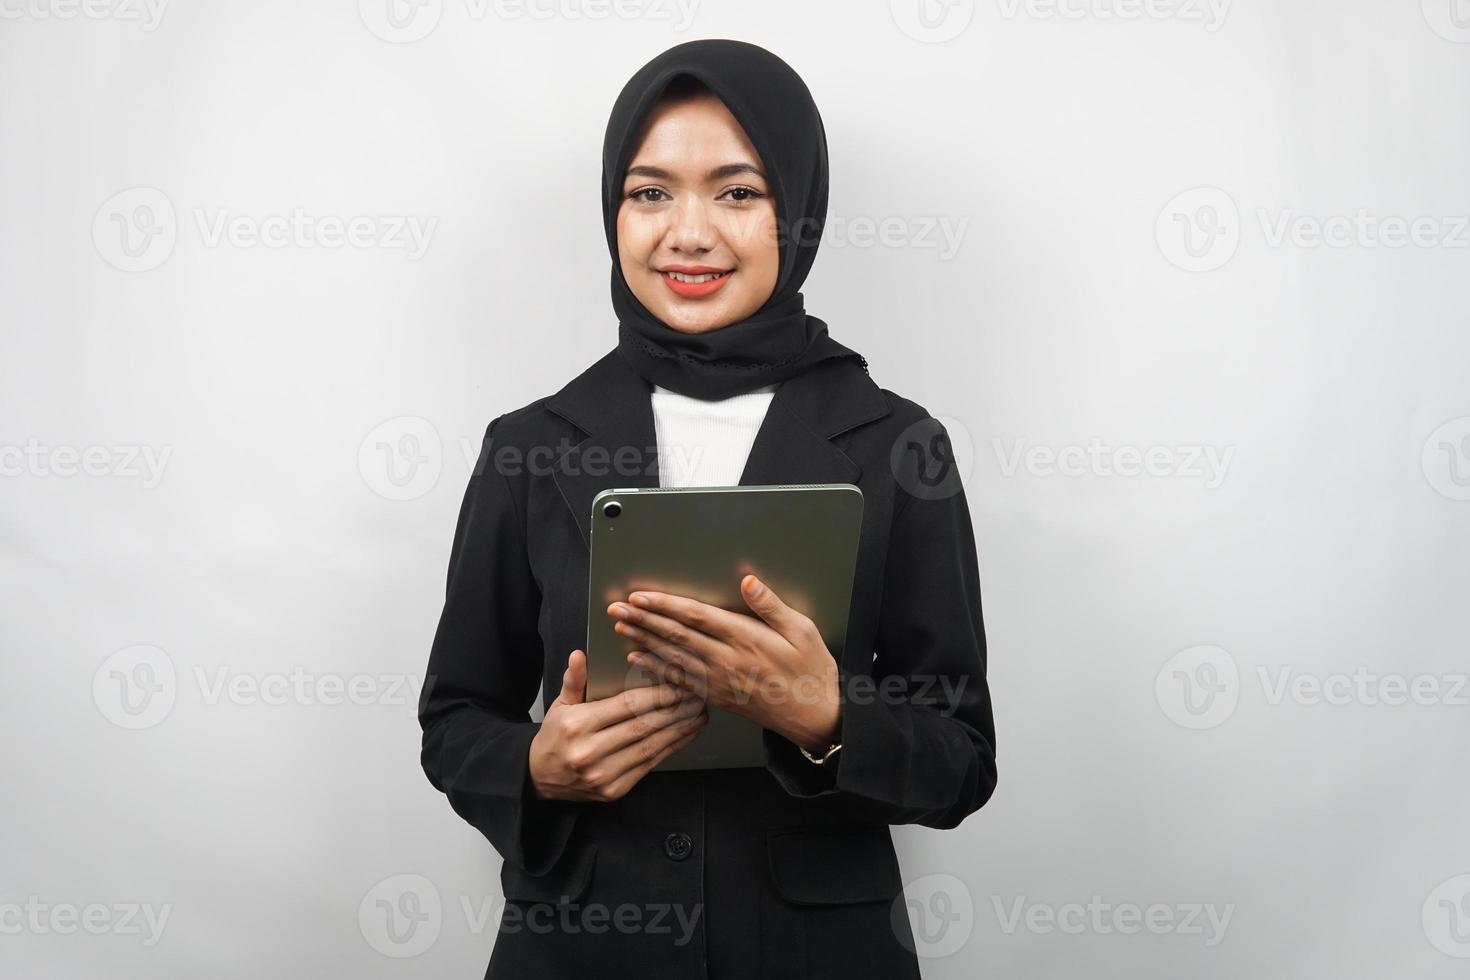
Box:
420 39 997 980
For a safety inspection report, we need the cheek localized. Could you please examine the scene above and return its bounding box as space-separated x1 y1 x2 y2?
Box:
732 207 780 289
616 206 659 272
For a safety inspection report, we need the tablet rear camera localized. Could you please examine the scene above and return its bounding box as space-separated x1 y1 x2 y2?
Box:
602 500 622 519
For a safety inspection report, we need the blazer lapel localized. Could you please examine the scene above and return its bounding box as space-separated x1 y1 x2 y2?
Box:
545 351 661 549
740 357 892 487
545 351 892 548
737 390 860 487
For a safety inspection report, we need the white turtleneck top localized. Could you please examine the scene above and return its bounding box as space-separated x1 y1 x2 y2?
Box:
650 383 777 488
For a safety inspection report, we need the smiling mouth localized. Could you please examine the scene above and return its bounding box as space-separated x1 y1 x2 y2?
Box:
661 270 733 283
659 267 735 299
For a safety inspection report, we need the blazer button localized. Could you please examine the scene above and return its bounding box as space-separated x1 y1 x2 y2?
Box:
663 831 693 861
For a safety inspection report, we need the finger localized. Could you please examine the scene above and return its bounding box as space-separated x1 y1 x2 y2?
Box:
627 647 710 697
586 692 707 759
739 575 816 642
610 600 730 660
600 715 708 798
551 649 587 708
583 680 689 731
621 593 753 645
616 621 713 687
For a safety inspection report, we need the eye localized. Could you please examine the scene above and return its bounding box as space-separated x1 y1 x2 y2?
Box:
720 185 766 204
628 187 670 204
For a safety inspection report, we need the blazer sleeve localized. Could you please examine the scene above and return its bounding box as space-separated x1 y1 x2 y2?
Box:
762 420 998 829
419 416 581 874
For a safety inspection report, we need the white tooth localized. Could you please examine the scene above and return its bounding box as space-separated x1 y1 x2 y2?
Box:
666 271 728 283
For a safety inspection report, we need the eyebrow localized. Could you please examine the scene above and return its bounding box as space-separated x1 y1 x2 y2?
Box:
624 162 767 182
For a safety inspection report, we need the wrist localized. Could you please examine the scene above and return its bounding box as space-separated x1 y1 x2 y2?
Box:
793 672 842 754
526 736 553 802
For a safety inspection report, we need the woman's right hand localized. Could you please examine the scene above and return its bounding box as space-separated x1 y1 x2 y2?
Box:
528 649 709 802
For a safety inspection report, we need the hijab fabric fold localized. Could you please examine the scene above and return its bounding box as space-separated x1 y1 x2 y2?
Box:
601 39 866 400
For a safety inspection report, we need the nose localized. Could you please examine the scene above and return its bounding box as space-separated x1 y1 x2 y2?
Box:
662 196 718 255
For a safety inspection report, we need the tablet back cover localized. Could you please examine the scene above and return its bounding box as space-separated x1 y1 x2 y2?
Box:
585 483 863 771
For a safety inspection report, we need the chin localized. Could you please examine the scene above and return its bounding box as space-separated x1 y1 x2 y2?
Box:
646 298 748 335
659 313 732 334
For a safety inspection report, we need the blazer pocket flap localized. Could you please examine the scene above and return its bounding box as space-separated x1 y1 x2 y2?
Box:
499 843 597 906
766 827 903 906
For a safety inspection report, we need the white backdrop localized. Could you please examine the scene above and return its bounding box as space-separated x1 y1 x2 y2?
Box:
3 1 1469 977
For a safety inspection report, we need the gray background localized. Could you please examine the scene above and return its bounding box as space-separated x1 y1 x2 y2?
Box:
3 0 1469 977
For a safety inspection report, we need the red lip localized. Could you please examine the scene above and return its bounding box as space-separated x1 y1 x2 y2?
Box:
659 265 731 274
659 266 734 299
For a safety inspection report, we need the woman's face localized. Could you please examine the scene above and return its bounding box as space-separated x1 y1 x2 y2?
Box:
617 92 780 335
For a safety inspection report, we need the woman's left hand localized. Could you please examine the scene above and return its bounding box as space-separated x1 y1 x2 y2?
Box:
606 575 841 755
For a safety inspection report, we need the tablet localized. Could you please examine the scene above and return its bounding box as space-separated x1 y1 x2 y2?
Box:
584 483 864 771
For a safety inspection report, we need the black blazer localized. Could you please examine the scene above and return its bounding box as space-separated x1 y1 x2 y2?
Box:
420 350 997 980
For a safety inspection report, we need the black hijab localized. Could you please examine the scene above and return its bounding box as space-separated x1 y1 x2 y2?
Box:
601 39 866 400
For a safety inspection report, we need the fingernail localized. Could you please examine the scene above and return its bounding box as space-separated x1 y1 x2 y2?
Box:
630 594 648 606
